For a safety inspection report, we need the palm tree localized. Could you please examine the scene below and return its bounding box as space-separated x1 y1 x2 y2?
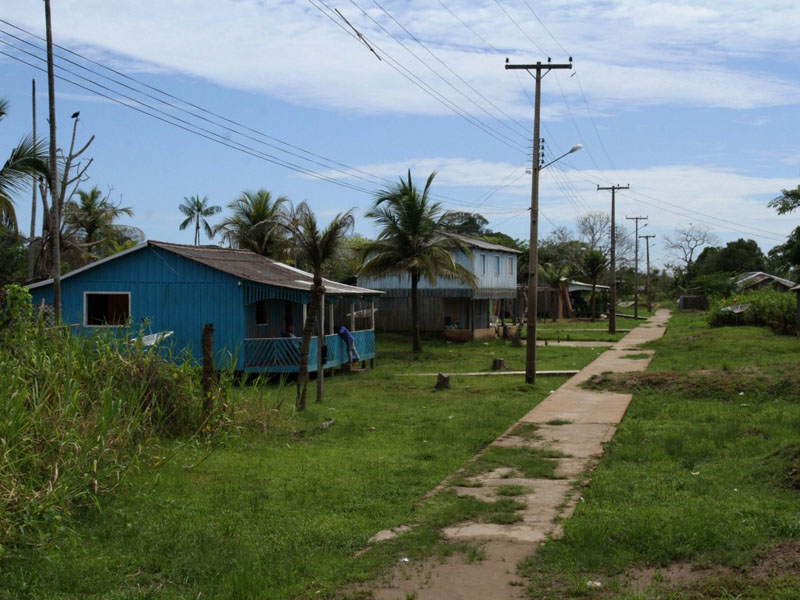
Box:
215 189 289 257
581 249 607 321
64 186 134 255
1 99 47 233
284 202 355 411
358 170 478 353
178 194 221 245
539 262 571 322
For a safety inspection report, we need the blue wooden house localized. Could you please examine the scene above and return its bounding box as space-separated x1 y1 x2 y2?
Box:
358 233 520 341
27 241 382 373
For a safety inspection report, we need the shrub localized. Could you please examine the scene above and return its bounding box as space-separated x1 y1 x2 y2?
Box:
0 286 224 553
708 288 798 334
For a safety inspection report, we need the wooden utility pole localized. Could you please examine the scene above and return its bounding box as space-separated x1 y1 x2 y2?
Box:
505 58 573 384
28 79 37 281
44 0 61 320
640 234 656 312
597 185 629 334
626 216 648 318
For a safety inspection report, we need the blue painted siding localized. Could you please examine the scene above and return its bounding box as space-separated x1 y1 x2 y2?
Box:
359 248 517 293
29 245 246 369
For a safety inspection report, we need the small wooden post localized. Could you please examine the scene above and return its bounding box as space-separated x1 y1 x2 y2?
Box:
350 301 356 332
491 357 507 371
317 292 325 403
370 300 375 330
202 323 214 416
435 372 450 390
328 303 334 335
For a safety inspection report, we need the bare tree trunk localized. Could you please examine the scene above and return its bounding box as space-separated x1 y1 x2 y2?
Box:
27 79 37 281
297 279 322 410
590 281 597 322
411 270 422 353
44 0 61 320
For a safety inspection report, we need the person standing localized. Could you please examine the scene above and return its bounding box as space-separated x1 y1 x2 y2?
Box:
337 325 360 363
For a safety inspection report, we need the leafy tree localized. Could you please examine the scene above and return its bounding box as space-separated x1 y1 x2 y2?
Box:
439 211 489 237
358 170 477 353
322 234 370 283
694 238 766 275
63 186 134 258
216 189 289 257
283 202 354 410
0 99 47 232
767 226 800 281
0 228 26 287
178 194 221 245
580 249 607 321
538 262 570 322
768 183 800 215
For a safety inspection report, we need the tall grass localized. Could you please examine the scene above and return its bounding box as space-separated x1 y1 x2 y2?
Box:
708 288 797 334
0 285 218 554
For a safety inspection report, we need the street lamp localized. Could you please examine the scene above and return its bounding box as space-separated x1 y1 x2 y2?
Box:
541 144 582 170
524 142 582 384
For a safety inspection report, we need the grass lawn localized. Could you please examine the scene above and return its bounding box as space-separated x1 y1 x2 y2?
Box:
0 334 604 599
520 310 800 599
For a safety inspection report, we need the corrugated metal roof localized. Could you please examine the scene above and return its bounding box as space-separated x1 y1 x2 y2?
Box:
442 232 522 254
151 242 382 297
734 271 796 290
28 241 383 298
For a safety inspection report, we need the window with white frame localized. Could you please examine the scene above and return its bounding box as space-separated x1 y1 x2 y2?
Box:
84 292 130 326
508 257 513 275
480 254 486 274
495 255 500 275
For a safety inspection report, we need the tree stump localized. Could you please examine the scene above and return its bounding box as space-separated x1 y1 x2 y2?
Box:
491 357 507 371
434 373 450 390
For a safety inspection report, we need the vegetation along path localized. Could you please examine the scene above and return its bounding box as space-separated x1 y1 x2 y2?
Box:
368 309 671 599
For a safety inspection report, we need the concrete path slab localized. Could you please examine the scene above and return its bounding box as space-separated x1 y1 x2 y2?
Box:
366 309 671 600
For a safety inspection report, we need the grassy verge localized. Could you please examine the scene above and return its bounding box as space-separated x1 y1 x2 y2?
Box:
0 334 604 599
520 310 800 598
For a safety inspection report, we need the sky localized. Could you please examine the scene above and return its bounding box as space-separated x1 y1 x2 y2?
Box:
1 0 799 270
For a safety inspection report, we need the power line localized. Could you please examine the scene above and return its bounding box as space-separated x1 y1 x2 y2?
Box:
0 48 375 195
341 0 528 149
368 0 531 137
560 163 787 242
0 17 391 188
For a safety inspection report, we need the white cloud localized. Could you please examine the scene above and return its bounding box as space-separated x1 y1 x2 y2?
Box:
330 156 797 249
4 0 799 120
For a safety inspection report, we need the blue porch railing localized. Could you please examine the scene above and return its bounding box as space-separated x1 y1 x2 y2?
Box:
243 330 376 373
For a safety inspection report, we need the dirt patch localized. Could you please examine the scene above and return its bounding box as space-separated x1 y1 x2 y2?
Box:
620 542 800 597
583 367 800 401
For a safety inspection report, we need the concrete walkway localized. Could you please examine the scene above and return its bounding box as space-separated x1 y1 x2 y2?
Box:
368 309 671 600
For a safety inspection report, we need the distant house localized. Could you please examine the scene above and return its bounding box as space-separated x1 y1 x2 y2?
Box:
735 271 797 292
27 241 382 373
358 233 520 341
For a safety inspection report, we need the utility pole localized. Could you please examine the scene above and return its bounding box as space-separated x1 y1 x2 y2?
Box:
640 234 656 312
626 216 648 318
28 78 37 280
597 184 629 334
506 58 573 384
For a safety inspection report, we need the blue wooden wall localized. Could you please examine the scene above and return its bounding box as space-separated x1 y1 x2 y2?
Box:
29 245 247 369
359 248 517 294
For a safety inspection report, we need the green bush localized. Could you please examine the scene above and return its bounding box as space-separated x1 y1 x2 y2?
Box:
708 287 798 334
0 286 224 553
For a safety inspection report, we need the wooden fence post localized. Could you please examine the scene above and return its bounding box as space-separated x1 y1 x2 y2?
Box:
202 323 215 416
